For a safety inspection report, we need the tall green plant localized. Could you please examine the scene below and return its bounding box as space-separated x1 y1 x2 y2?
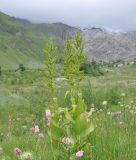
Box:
44 38 58 93
44 33 94 160
0 65 2 76
63 33 85 86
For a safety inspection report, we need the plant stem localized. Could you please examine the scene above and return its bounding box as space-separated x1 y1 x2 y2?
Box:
50 129 55 160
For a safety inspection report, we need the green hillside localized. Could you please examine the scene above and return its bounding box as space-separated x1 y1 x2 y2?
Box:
0 11 78 69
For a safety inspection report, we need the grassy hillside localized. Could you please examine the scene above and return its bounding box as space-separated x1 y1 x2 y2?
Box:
0 11 78 69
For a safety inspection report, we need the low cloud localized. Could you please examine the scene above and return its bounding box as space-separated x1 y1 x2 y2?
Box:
0 0 136 31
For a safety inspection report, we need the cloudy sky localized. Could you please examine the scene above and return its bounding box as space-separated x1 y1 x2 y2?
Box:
0 0 136 31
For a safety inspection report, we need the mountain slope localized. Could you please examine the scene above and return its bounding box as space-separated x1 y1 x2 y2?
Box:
83 27 136 61
0 11 136 69
0 11 78 69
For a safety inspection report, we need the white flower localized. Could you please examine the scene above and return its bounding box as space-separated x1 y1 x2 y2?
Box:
20 152 33 160
102 101 107 106
107 112 111 115
99 109 103 112
119 121 124 125
62 137 74 145
121 93 125 97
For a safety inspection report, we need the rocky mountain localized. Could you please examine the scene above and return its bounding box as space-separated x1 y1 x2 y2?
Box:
83 27 136 61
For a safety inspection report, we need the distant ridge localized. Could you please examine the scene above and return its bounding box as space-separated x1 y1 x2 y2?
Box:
0 11 136 69
10 17 31 24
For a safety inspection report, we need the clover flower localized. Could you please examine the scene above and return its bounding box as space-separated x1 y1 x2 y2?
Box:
62 137 72 145
45 109 52 118
20 152 33 160
34 125 40 133
39 133 44 139
76 150 84 157
14 147 22 156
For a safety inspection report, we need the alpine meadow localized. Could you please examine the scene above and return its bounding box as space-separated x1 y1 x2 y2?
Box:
0 1 136 160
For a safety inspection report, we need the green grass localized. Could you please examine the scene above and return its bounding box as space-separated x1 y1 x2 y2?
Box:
0 11 76 69
0 65 135 159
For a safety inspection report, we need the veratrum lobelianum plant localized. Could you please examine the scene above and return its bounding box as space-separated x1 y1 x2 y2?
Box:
44 33 94 160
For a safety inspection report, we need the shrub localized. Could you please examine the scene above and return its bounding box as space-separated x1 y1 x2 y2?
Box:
80 62 104 76
18 64 25 72
106 87 121 105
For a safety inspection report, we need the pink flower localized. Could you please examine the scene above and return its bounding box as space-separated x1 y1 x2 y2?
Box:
46 109 52 118
39 133 44 139
14 147 22 156
76 150 84 157
0 147 3 154
34 125 40 133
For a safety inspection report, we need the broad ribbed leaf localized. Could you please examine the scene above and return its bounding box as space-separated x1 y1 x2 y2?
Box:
64 108 75 123
50 121 63 140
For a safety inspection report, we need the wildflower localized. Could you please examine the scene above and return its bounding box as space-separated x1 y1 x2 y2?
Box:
99 109 103 112
39 133 44 139
76 150 84 157
121 93 125 97
20 152 33 160
0 147 3 154
34 125 40 133
45 109 52 118
62 137 71 145
14 147 22 156
102 101 107 106
119 121 124 125
107 112 111 115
